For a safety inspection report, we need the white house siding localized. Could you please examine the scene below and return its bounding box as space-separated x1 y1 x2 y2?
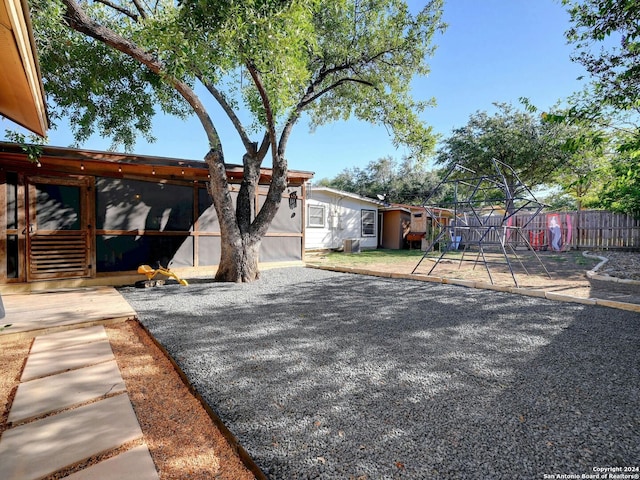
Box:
305 188 380 250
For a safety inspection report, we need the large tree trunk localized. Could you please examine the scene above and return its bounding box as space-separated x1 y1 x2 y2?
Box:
207 149 286 282
214 233 262 282
214 152 263 282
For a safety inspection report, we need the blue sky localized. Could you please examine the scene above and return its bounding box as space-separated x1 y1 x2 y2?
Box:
2 0 587 182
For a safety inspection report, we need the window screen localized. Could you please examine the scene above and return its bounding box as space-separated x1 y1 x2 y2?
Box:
96 234 193 272
308 205 325 227
35 184 80 230
96 177 193 231
361 209 376 236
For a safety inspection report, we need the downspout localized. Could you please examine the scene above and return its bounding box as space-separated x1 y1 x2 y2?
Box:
330 196 345 249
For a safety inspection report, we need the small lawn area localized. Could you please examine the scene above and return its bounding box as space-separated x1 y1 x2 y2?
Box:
305 248 600 283
306 248 425 266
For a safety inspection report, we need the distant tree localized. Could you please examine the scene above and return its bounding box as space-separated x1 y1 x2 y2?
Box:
316 168 363 194
394 156 445 205
540 189 578 211
592 135 640 215
318 155 442 205
32 0 444 282
551 152 608 210
537 114 611 210
436 103 571 206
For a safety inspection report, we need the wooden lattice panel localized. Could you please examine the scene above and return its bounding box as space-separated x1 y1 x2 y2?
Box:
29 232 90 279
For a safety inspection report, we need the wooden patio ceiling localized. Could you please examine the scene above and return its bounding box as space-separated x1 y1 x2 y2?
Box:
0 0 48 137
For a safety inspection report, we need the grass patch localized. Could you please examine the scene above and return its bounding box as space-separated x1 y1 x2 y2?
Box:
308 249 425 265
306 248 601 272
545 251 598 267
575 256 592 266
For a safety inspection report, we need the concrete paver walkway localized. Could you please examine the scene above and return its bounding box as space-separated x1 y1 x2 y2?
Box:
0 287 136 339
9 360 126 423
21 336 117 381
0 301 159 479
1 395 145 480
63 444 159 480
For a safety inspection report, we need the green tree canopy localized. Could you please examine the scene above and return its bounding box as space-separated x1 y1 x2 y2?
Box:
32 0 445 281
317 155 443 205
537 110 611 210
563 0 640 113
559 0 639 158
550 1 640 215
435 103 570 196
591 134 640 215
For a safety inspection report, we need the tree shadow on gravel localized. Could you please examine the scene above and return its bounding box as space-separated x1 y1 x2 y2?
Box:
119 268 639 480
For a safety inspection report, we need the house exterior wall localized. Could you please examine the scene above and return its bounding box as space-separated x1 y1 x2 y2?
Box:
305 190 379 250
0 145 310 288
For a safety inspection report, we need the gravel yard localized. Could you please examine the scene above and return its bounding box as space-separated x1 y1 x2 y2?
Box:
119 267 640 479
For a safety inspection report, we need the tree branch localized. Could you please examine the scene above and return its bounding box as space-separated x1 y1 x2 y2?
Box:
299 77 375 110
278 77 377 158
277 55 382 159
278 110 300 160
61 0 221 153
246 62 279 169
245 62 288 238
197 72 256 154
257 132 270 159
308 47 393 90
131 0 149 20
295 46 396 111
94 0 139 21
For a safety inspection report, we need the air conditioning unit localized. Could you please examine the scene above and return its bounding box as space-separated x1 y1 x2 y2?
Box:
344 239 360 253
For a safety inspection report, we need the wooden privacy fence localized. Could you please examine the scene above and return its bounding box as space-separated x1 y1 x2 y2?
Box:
515 210 640 251
456 210 640 251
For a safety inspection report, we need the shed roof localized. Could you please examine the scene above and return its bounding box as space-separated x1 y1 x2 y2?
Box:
0 0 48 136
309 186 384 206
392 203 455 217
379 205 412 214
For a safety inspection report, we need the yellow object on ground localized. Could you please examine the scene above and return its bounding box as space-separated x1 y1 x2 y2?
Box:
137 265 188 286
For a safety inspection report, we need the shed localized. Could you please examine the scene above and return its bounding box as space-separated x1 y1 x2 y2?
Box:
305 187 383 251
378 205 412 250
405 205 455 250
0 143 313 291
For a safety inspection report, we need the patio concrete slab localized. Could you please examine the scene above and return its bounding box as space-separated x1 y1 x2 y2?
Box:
0 394 143 480
8 360 126 424
63 444 159 480
21 338 115 381
30 325 108 354
0 287 136 338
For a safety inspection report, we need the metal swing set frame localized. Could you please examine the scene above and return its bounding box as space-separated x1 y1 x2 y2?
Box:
411 159 551 287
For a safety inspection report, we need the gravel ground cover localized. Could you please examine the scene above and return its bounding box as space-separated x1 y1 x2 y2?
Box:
119 267 639 480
